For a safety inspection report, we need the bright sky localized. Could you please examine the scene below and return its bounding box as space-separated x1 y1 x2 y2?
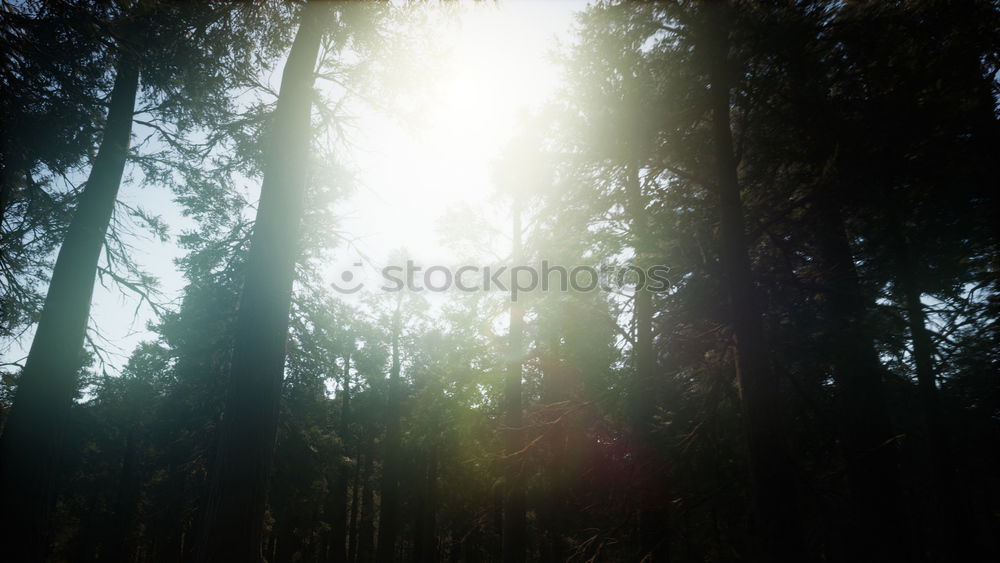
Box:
334 1 581 278
3 1 587 373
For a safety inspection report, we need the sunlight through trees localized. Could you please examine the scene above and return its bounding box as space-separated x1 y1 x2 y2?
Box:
1 1 997 562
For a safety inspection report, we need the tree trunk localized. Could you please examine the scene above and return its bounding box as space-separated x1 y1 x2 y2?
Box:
537 330 568 563
376 305 403 563
895 239 939 407
624 160 668 561
107 426 142 563
811 195 910 561
413 444 439 563
152 462 188 563
347 449 363 563
0 47 140 561
356 446 376 563
894 230 969 561
273 516 295 563
502 200 526 563
703 4 805 561
192 3 329 561
327 352 351 562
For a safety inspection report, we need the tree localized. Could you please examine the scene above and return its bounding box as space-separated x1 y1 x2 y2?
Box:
699 3 805 560
0 27 141 560
376 300 404 563
0 1 114 341
1 2 288 557
501 199 527 563
194 2 332 560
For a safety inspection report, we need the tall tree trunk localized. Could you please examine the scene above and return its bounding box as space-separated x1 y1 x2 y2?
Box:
537 330 569 563
502 200 526 563
77 486 104 561
273 516 295 563
347 449 363 563
702 4 805 561
0 47 139 561
895 239 939 407
152 462 188 563
376 305 403 563
811 195 910 561
327 352 351 562
412 443 439 563
412 453 428 562
424 446 439 562
894 230 969 561
356 444 376 563
624 160 668 561
107 425 142 563
192 3 329 561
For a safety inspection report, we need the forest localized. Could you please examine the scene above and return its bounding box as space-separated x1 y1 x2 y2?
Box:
1 1 998 562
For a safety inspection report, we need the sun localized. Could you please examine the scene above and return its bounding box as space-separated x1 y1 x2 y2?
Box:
327 2 578 288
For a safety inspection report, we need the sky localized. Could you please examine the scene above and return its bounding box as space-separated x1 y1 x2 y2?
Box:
3 1 588 373
333 1 581 275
